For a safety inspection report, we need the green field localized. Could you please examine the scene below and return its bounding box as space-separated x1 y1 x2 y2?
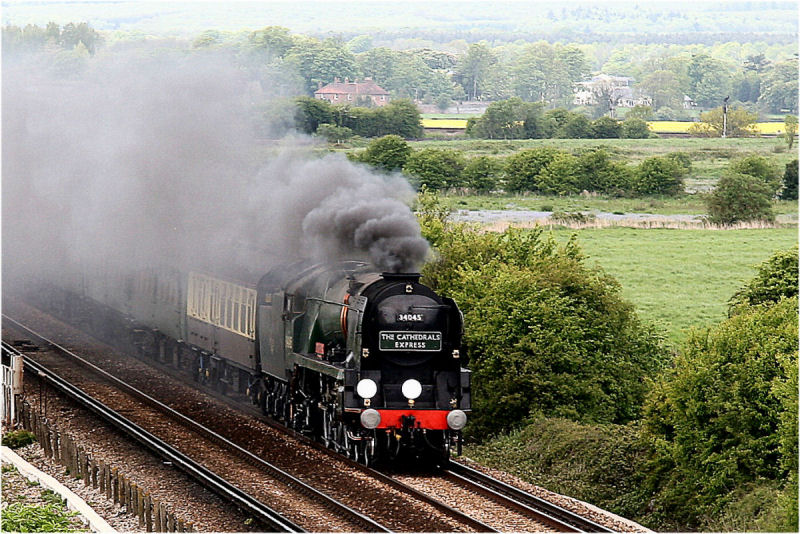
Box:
548 227 798 345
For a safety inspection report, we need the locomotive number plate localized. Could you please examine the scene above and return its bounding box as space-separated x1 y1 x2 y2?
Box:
379 331 442 351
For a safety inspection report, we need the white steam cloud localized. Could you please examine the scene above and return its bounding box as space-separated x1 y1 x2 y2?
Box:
2 47 429 289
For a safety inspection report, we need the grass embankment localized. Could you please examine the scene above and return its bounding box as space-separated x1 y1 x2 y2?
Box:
463 418 649 523
547 227 798 345
406 137 796 191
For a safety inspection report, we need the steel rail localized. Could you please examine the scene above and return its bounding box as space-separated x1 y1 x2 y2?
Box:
3 315 391 533
446 461 615 533
2 338 302 533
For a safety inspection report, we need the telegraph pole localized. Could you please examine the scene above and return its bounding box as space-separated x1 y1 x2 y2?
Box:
722 96 729 138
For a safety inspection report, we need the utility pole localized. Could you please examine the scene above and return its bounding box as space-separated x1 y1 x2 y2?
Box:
722 96 729 138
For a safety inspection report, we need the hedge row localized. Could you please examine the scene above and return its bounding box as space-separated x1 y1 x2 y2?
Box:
354 135 690 196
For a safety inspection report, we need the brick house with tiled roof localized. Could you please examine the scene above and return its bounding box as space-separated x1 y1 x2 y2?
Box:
314 78 390 107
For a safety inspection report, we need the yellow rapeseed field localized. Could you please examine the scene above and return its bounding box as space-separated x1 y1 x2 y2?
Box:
421 118 788 136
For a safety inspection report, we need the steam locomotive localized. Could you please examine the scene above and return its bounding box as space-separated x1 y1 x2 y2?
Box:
57 260 470 465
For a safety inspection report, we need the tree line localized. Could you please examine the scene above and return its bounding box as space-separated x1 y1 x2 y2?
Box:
353 134 691 196
4 22 796 119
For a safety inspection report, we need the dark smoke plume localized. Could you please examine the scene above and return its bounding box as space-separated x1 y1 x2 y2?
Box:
2 47 429 290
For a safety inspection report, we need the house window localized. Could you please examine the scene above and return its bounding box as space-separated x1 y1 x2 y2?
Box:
334 94 338 100
380 96 385 101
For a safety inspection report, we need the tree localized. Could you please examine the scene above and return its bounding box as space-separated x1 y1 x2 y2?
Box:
688 106 758 138
403 148 466 191
639 70 683 110
642 252 798 531
591 116 622 139
559 114 592 138
379 99 423 138
285 37 359 95
455 43 497 100
687 54 732 108
504 147 561 193
356 47 397 87
779 160 798 201
626 105 654 120
467 98 544 139
248 26 295 58
59 22 101 55
315 123 353 144
729 155 781 194
784 115 797 149
622 117 651 139
462 157 501 193
387 53 451 101
633 157 684 196
357 135 411 172
759 59 799 114
417 199 666 438
294 97 334 133
705 172 775 225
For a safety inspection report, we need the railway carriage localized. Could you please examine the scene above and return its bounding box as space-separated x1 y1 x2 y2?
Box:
63 260 470 465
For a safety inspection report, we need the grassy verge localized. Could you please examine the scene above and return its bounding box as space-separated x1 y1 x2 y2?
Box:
462 418 651 526
546 227 798 345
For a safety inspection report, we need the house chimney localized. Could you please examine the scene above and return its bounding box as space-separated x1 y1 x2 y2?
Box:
345 77 349 83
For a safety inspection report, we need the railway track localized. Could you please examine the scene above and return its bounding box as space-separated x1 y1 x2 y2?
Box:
2 316 389 533
444 463 614 532
4 302 633 532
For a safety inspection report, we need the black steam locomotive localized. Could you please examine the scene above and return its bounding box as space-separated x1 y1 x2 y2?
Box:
61 260 470 464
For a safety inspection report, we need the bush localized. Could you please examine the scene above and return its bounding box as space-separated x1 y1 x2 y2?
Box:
403 148 466 191
730 155 782 195
633 156 685 196
504 147 561 193
729 246 798 312
1 501 82 532
664 151 692 174
576 149 634 195
706 172 776 225
314 123 353 143
536 152 581 195
550 211 596 224
2 430 36 449
621 117 651 138
558 114 592 138
461 156 501 193
780 159 798 200
591 116 622 139
642 296 798 531
339 98 422 138
294 96 334 134
467 98 545 139
357 135 411 172
418 193 667 438
465 418 652 521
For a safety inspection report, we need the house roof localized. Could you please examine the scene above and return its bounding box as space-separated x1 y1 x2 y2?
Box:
315 79 390 96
